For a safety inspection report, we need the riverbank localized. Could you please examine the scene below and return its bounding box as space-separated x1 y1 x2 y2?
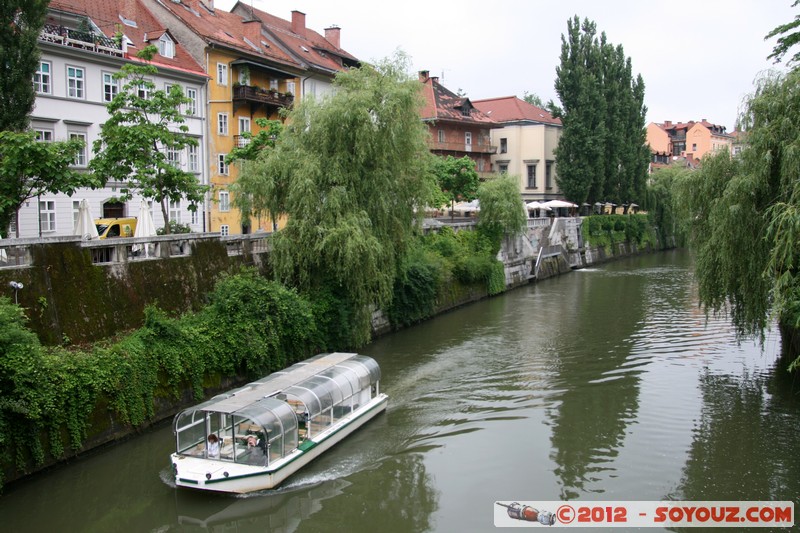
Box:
0 217 671 488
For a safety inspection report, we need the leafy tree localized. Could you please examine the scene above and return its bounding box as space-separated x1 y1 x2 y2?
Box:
554 16 607 204
266 53 434 347
766 0 800 65
553 16 648 206
227 118 285 230
90 46 207 234
477 174 527 245
642 166 687 247
432 155 479 219
0 0 47 132
0 132 94 237
523 91 544 108
675 68 800 365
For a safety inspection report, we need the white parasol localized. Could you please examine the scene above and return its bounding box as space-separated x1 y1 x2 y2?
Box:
73 199 99 240
132 200 157 257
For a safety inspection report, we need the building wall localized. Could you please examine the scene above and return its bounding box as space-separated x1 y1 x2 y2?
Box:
206 51 298 235
489 122 562 200
685 123 733 160
646 123 670 153
16 44 207 239
429 123 495 174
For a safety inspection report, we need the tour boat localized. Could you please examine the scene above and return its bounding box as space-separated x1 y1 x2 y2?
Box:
169 352 388 493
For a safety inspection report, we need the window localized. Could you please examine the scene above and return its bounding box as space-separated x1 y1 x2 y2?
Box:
692 143 697 151
158 34 175 59
270 79 278 91
191 209 199 225
70 132 88 167
39 200 56 232
546 161 554 189
217 63 228 86
219 190 230 212
438 129 445 143
137 82 152 100
500 138 508 154
218 113 228 135
34 61 51 94
465 131 472 147
73 200 81 229
185 87 198 115
102 72 119 102
34 129 53 142
499 164 508 174
527 164 537 188
218 154 228 175
238 116 251 135
286 80 296 95
187 144 199 172
166 146 181 167
67 66 85 99
220 224 229 236
169 200 181 223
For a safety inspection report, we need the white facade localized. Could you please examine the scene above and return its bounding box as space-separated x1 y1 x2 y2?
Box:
14 39 208 239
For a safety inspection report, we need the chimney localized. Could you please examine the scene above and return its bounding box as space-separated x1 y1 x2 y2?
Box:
418 70 429 82
431 76 439 83
291 10 306 38
324 25 341 48
664 120 672 128
243 19 262 46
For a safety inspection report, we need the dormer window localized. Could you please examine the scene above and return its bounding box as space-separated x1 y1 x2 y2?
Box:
158 33 175 59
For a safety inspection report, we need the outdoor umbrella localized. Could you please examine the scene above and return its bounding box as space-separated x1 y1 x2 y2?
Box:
133 200 157 257
73 199 99 240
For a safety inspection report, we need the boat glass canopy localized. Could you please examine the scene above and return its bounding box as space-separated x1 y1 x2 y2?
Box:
173 353 382 465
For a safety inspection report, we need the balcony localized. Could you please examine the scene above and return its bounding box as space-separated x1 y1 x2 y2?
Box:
39 24 123 57
233 85 294 114
428 139 497 154
233 135 251 148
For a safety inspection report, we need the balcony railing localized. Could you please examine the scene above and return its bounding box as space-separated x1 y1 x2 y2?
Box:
428 139 497 154
233 135 251 148
233 85 294 109
39 24 124 57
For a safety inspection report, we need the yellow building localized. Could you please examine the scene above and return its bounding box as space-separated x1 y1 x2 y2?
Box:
144 0 360 234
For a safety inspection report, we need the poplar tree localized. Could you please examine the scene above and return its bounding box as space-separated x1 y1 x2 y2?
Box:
553 16 648 206
263 53 435 347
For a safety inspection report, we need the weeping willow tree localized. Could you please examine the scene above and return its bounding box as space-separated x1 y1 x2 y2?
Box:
255 54 435 347
675 68 800 366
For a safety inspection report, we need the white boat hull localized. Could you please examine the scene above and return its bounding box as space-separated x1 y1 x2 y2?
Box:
171 394 388 493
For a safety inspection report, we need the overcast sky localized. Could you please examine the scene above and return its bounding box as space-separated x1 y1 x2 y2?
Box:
217 0 796 130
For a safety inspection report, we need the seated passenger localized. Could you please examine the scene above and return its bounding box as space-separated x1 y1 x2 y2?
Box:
243 435 267 465
207 434 220 459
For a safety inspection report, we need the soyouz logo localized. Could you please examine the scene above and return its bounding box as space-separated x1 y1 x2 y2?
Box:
493 501 794 528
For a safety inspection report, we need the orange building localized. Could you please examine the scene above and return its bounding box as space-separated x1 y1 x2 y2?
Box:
646 119 734 168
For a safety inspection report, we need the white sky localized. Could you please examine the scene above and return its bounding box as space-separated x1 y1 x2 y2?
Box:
216 0 795 130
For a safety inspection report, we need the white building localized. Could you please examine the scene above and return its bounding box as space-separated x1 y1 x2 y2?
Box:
14 0 209 239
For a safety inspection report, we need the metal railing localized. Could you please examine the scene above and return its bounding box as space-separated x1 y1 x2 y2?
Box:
39 24 123 57
233 85 294 108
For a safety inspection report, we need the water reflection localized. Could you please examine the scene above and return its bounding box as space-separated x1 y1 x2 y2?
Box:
544 261 649 500
674 366 800 503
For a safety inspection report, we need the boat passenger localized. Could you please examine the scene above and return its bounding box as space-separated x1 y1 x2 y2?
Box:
207 434 220 458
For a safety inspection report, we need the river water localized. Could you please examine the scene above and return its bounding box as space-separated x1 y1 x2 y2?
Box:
1 250 798 532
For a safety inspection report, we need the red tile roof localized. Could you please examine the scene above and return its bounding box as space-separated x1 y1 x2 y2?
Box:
472 96 561 126
418 72 496 126
48 0 206 76
150 0 302 71
236 3 359 75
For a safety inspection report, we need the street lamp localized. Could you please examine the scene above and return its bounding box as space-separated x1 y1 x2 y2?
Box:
8 281 23 304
